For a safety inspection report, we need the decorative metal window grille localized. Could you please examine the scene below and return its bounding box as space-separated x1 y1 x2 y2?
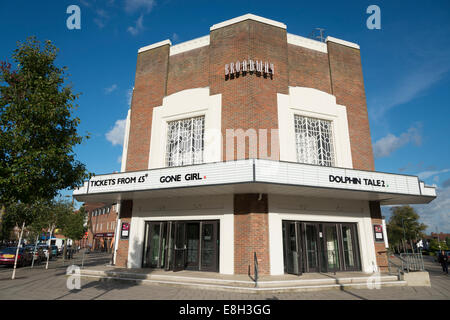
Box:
165 116 205 167
294 115 335 167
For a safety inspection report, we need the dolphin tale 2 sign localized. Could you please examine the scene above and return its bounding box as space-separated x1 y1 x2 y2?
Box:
225 59 274 79
329 175 389 188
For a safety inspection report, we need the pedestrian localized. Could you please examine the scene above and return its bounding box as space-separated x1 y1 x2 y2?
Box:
438 250 448 275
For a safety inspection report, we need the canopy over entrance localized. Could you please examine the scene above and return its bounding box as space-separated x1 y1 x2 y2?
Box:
73 159 436 206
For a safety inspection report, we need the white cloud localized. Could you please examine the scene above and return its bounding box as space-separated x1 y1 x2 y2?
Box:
117 155 123 164
417 169 450 180
412 185 450 233
371 66 449 120
106 119 126 146
127 14 144 36
373 124 422 159
94 9 109 28
125 0 155 13
104 84 118 94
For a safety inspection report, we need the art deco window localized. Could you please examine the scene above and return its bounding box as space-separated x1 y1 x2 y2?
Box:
165 116 205 167
294 115 335 167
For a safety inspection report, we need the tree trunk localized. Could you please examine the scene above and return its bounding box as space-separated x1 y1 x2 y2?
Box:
31 234 39 268
45 225 55 270
12 222 25 280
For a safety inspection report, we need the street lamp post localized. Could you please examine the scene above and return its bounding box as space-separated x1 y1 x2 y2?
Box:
401 217 407 253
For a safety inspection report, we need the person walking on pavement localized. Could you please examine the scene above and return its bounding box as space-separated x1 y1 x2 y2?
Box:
438 250 448 275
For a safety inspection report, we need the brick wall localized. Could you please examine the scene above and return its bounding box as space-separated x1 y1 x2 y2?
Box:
167 46 209 96
327 41 375 171
288 44 332 94
115 200 133 268
125 44 170 171
234 194 270 275
369 201 388 272
209 20 288 160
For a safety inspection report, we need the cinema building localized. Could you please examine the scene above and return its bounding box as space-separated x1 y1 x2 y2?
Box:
74 14 436 276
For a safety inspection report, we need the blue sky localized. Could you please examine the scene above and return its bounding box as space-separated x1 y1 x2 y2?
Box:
1 0 449 233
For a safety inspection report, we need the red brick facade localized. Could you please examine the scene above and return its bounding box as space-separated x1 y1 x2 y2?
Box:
234 194 270 275
85 203 118 252
117 16 379 274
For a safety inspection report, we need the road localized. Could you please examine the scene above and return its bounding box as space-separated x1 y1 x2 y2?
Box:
0 252 448 300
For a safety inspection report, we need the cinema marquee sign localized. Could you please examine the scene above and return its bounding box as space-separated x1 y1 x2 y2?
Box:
74 160 424 199
225 59 274 79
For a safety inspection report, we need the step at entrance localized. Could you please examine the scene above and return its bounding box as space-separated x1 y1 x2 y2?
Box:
78 269 406 293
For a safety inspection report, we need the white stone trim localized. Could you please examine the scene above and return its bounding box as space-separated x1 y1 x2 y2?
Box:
170 35 210 56
326 36 360 50
210 13 286 31
277 86 353 168
287 33 327 53
148 87 222 169
138 39 172 54
120 109 131 173
268 194 378 275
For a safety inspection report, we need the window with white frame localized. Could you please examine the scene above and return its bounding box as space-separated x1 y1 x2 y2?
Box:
165 116 205 167
294 115 335 167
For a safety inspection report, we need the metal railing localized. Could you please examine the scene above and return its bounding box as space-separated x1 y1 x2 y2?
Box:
388 253 425 276
400 253 425 272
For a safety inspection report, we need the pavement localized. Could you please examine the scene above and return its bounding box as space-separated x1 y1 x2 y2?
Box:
0 251 448 300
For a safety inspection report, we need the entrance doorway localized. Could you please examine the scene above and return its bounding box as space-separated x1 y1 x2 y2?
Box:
282 221 361 275
142 220 219 272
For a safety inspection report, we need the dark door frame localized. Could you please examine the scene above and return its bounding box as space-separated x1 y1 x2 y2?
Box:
142 219 220 273
282 220 362 275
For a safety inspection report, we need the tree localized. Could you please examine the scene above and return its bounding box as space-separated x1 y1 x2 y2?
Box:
0 37 89 278
0 36 90 206
59 205 87 260
386 205 428 253
429 239 449 252
3 201 44 279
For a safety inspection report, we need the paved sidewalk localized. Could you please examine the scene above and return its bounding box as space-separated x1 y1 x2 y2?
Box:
0 252 448 300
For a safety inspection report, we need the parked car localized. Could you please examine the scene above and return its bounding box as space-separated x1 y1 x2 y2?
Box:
24 245 45 264
37 244 53 260
0 247 33 267
50 245 58 257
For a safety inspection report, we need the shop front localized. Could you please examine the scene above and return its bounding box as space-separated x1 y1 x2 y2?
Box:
93 232 115 252
142 220 219 272
74 159 436 275
282 221 361 275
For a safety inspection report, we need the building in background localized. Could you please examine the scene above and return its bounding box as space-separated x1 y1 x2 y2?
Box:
85 203 118 253
74 14 436 275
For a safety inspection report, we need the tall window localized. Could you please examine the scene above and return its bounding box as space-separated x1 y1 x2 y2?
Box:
294 115 335 167
166 116 205 167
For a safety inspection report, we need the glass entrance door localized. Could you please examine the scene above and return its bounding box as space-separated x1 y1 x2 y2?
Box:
324 224 340 272
282 220 361 274
173 222 186 271
143 222 168 268
143 220 219 272
340 223 361 271
304 223 320 273
282 221 302 275
200 221 219 271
